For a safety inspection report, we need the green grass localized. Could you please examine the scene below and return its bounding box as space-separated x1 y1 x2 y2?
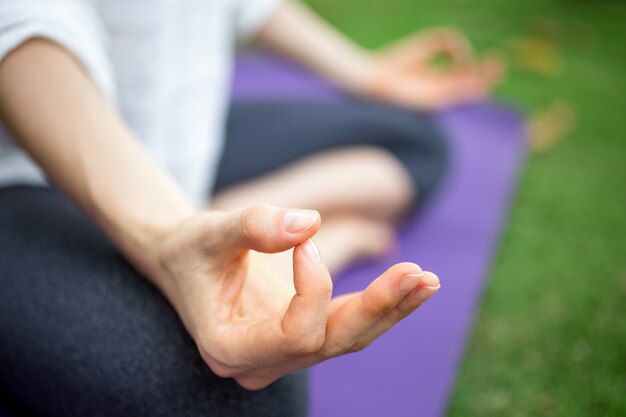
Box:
306 0 626 415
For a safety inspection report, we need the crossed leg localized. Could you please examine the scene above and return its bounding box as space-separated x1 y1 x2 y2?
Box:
0 187 309 417
212 100 448 274
0 186 440 412
213 146 409 274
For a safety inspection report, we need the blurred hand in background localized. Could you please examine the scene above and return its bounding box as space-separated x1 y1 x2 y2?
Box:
366 28 506 110
256 1 506 111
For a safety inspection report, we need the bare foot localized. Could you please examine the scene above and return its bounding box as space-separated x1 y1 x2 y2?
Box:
316 215 396 272
211 146 414 220
260 215 396 279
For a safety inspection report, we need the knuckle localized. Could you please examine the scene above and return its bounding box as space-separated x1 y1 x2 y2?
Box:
236 376 272 391
209 362 237 378
239 204 273 246
243 204 268 220
243 202 264 215
198 338 242 378
323 339 371 357
289 332 326 356
321 345 341 358
315 279 334 298
239 207 258 242
361 291 394 318
348 341 370 354
321 341 353 358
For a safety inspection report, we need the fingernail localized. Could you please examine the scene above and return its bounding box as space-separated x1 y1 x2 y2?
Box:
283 210 318 233
399 273 423 295
422 285 442 290
414 282 441 301
420 272 441 289
302 239 323 264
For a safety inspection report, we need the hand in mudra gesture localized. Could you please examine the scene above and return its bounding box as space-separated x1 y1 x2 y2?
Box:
365 27 506 110
153 205 440 390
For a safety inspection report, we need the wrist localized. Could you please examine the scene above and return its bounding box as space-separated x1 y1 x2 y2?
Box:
108 202 197 288
342 50 398 105
340 48 378 96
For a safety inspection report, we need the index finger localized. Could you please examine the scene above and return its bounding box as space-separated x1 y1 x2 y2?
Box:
320 262 424 358
419 27 474 66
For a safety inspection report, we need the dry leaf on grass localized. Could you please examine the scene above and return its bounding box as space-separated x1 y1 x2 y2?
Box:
527 101 576 153
510 36 562 77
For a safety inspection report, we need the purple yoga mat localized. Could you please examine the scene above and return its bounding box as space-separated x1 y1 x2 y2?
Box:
232 53 527 417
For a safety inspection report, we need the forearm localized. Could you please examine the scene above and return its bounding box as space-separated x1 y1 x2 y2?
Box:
253 0 375 94
0 39 195 286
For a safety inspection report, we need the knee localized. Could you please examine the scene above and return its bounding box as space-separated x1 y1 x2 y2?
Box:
350 146 417 216
357 106 450 204
386 118 450 204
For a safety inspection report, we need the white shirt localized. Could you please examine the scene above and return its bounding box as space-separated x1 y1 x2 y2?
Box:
0 0 281 206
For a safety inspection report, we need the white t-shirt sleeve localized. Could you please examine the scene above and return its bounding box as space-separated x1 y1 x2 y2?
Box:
0 0 115 100
232 0 284 39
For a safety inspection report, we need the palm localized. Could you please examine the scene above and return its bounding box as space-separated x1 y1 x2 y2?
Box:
158 206 440 390
216 251 294 323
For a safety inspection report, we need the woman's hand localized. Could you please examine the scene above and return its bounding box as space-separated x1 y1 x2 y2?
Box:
152 205 440 390
363 28 506 111
1 37 441 392
255 0 505 110
256 3 504 111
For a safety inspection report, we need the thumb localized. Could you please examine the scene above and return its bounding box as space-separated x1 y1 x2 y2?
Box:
220 204 321 254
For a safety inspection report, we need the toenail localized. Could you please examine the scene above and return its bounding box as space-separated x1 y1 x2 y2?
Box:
283 210 318 233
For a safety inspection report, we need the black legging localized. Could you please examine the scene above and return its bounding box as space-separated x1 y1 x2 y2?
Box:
0 186 309 417
216 100 448 204
0 100 447 417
